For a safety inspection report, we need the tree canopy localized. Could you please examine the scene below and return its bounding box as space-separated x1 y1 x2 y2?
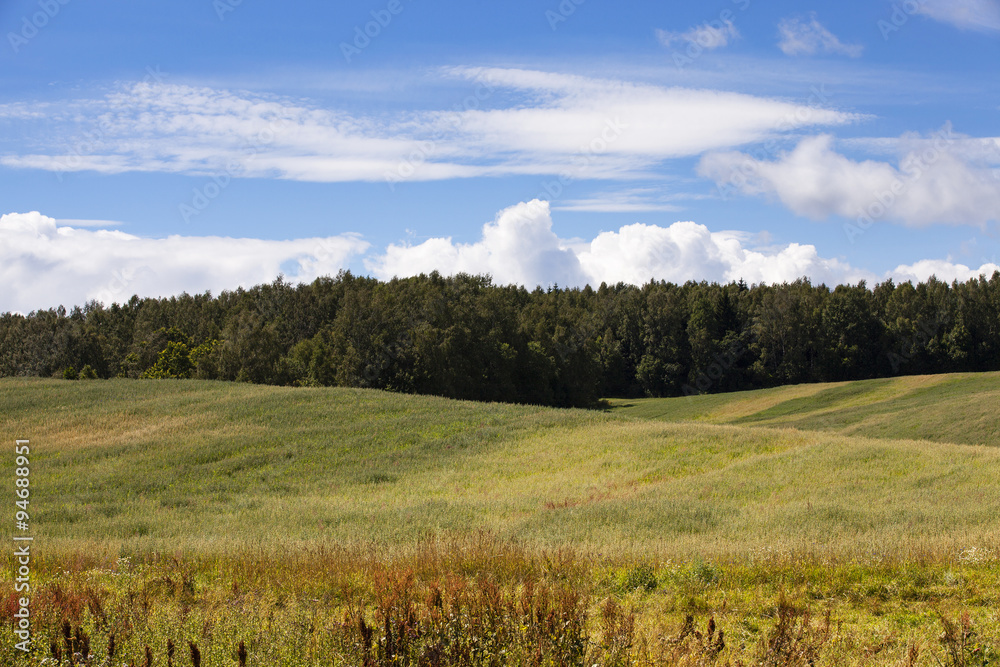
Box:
3 270 999 408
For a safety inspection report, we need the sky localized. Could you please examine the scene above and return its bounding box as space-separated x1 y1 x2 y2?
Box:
1 0 999 313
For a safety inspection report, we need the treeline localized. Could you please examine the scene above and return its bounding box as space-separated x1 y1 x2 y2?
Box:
2 270 999 407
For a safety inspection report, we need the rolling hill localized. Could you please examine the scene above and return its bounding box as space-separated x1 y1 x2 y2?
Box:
3 372 999 558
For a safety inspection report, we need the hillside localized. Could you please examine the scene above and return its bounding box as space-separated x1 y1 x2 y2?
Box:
608 371 1000 447
4 374 999 557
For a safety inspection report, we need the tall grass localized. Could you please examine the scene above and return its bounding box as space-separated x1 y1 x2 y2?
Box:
2 375 999 664
2 536 998 665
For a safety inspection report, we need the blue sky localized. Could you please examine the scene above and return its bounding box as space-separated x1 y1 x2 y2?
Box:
1 0 999 312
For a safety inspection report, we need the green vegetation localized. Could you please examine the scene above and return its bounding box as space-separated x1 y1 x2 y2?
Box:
1 374 999 664
4 270 1000 409
607 372 1000 447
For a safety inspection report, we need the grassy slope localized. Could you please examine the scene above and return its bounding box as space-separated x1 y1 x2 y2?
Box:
607 372 1000 447
4 374 1000 557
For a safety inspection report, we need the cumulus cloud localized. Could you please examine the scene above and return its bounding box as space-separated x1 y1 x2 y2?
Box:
369 199 873 288
889 259 1000 284
697 128 1000 227
6 207 997 313
777 14 863 57
0 69 860 184
916 0 1000 31
367 201 587 288
0 212 368 314
371 200 1000 290
656 19 740 50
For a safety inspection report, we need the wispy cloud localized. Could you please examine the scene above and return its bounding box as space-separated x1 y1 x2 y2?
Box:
552 188 703 213
0 70 861 184
656 20 740 50
54 218 126 228
777 14 863 57
917 0 1000 31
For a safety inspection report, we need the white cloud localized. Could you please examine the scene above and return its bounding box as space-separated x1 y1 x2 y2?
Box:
0 212 368 314
448 67 859 163
367 201 587 288
890 259 1000 284
369 199 872 288
6 207 997 314
916 0 1000 31
54 218 126 228
0 70 860 183
552 188 701 213
656 19 740 50
697 128 1000 227
777 14 863 57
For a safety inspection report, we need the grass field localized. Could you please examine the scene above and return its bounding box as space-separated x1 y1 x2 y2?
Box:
2 373 999 665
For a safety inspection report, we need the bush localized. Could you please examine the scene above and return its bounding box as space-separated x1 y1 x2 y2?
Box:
62 366 78 380
79 364 98 380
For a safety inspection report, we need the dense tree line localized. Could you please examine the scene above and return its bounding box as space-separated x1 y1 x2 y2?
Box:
2 270 999 407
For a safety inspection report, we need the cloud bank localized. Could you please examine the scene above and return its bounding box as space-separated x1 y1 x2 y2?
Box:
0 212 367 314
368 200 998 289
5 205 997 314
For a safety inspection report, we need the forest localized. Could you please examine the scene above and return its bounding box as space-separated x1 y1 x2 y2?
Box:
2 270 999 408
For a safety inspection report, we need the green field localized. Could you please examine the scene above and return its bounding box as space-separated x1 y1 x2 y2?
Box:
2 373 999 665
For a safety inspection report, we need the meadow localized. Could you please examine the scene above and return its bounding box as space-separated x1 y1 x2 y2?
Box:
2 373 999 665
